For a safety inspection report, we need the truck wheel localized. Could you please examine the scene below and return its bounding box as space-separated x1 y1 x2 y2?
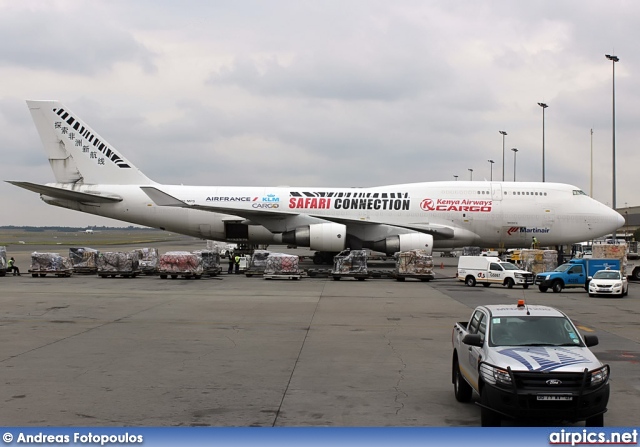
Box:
552 280 563 293
538 286 548 292
505 278 514 289
585 413 604 427
465 276 476 287
634 268 640 281
453 358 472 403
523 284 529 289
480 387 500 427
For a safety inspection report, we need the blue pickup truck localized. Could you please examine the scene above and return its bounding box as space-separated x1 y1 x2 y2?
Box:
535 258 621 293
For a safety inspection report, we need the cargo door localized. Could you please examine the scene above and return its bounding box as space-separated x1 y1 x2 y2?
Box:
491 183 503 201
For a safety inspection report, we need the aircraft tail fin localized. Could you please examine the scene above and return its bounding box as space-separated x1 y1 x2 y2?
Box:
26 100 154 185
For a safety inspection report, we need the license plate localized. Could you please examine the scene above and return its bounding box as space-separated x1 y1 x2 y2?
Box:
537 395 573 401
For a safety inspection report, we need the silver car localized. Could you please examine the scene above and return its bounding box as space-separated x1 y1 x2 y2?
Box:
588 269 628 297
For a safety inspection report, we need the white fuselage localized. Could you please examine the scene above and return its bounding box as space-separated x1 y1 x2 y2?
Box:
40 180 624 250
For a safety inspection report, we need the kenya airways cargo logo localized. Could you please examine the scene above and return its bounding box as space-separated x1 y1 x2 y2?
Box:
421 198 492 212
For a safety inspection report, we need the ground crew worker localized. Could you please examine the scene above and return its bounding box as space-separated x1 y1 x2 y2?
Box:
531 236 539 249
234 254 241 274
227 252 235 274
8 257 21 276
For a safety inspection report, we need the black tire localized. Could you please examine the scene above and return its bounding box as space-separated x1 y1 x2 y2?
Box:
313 254 323 265
523 284 529 289
396 277 406 282
538 285 548 292
505 278 515 289
480 387 501 427
482 283 491 287
552 280 563 293
357 277 366 281
465 276 476 287
634 268 640 281
453 357 473 403
332 276 341 281
588 293 595 297
585 413 604 427
160 274 167 279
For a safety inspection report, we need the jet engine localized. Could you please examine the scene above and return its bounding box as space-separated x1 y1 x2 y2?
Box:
282 223 346 252
371 233 433 256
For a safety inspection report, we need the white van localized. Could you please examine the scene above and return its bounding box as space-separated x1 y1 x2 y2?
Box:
457 256 534 288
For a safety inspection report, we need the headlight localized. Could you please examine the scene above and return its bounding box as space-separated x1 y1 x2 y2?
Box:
590 365 609 386
545 275 551 280
614 282 622 288
514 273 523 278
480 364 512 386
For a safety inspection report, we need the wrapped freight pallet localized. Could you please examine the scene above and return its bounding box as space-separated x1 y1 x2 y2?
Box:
520 249 558 275
69 247 99 274
263 253 301 279
194 250 221 276
97 251 140 278
592 241 628 276
29 252 73 277
158 251 203 279
132 248 159 275
332 249 368 280
462 246 482 256
394 249 435 281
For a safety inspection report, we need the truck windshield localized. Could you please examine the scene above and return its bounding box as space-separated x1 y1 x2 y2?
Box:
489 316 583 347
500 262 520 271
553 264 572 273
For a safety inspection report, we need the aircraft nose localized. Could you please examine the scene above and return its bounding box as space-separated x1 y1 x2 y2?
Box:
617 211 626 228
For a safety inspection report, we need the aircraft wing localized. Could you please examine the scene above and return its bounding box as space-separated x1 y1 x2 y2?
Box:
141 186 457 239
7 181 123 203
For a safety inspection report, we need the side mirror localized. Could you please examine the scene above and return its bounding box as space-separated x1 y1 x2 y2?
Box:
583 334 599 347
587 276 593 281
462 333 483 347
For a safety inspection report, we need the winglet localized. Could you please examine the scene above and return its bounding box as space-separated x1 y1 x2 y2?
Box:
140 186 188 207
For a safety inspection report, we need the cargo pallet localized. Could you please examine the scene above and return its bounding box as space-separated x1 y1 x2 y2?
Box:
244 270 265 277
72 268 98 275
29 270 72 278
158 272 202 279
263 273 301 280
98 270 141 278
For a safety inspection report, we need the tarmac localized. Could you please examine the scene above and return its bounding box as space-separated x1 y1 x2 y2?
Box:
1 241 639 427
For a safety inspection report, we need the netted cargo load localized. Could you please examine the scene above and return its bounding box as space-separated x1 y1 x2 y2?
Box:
395 249 434 275
520 249 557 274
462 246 482 256
0 246 6 271
248 250 271 273
97 251 140 273
194 250 221 275
263 253 300 275
132 247 159 274
69 247 99 272
332 249 368 274
159 251 204 275
30 252 73 272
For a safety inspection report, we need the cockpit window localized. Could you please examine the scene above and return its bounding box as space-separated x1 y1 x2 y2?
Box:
573 190 587 196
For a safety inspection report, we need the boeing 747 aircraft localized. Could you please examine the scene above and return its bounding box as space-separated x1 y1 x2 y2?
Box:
8 100 624 262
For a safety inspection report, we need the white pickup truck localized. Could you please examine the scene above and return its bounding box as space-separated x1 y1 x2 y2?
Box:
451 300 610 426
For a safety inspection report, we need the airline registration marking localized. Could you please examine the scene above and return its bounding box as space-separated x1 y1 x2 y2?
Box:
420 198 492 212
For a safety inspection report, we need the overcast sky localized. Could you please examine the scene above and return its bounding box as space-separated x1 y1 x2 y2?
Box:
1 0 638 227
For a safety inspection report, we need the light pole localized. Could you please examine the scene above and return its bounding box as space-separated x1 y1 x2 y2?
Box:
499 130 507 181
538 102 548 182
488 159 494 181
453 175 458 181
468 168 473 181
606 53 619 210
511 148 519 181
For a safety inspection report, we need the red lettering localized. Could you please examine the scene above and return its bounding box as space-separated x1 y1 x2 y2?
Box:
319 198 326 208
310 198 317 208
289 198 297 208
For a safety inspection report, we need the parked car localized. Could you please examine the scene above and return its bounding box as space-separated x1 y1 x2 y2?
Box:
588 269 628 297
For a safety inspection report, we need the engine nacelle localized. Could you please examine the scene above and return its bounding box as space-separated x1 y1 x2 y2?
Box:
371 233 433 256
282 223 346 252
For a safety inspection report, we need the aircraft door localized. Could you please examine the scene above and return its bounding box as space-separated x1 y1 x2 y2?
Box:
491 183 503 201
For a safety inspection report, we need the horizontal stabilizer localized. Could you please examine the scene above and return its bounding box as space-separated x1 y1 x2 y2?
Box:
140 186 189 207
6 181 122 203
